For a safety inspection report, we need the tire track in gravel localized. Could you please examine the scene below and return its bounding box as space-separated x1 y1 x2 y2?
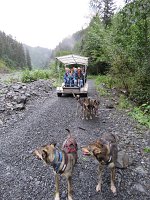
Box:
0 80 149 200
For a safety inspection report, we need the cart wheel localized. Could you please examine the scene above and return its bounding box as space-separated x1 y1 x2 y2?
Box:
57 93 62 97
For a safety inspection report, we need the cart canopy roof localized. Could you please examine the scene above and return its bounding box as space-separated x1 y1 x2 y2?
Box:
56 54 88 66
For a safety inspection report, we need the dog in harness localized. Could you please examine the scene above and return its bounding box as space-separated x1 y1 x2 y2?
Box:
82 132 118 196
33 129 78 200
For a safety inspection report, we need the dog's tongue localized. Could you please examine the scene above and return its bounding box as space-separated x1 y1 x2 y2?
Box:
82 148 90 155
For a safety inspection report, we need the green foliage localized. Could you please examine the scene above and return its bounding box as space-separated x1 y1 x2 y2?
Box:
117 95 132 109
76 0 150 105
0 59 11 73
21 69 52 83
81 15 109 74
90 0 116 27
0 31 29 69
143 147 150 153
95 75 112 96
108 0 150 104
130 106 150 128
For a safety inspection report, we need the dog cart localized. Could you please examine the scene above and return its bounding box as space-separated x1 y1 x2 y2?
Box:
56 54 88 97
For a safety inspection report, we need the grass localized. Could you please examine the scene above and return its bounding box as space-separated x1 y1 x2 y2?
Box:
117 95 150 128
21 68 64 88
130 106 150 128
117 95 132 109
94 75 112 96
143 147 150 153
21 69 52 83
0 60 11 73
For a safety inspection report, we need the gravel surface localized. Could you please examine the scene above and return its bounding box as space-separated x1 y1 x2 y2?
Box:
0 80 149 200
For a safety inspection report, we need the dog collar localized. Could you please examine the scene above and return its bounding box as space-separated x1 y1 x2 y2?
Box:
105 155 112 165
51 150 63 173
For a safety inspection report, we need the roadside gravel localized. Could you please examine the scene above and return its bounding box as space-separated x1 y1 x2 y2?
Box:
0 80 149 200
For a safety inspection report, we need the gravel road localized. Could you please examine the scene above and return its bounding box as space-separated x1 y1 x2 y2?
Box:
0 80 149 200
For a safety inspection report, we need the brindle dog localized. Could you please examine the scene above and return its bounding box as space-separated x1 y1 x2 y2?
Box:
33 129 78 200
82 132 118 196
73 93 100 120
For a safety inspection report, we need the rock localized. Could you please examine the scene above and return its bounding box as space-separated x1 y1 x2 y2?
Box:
13 103 25 110
0 107 5 113
6 92 13 99
116 151 130 169
61 191 66 198
135 166 148 175
11 84 22 91
133 183 147 193
106 103 114 109
0 119 3 126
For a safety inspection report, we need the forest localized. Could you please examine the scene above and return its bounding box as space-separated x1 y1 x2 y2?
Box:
53 0 150 106
0 31 31 70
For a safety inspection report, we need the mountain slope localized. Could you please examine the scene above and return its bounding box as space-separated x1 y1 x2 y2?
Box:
24 44 52 68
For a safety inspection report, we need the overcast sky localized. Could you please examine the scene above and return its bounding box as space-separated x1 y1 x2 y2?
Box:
0 0 125 49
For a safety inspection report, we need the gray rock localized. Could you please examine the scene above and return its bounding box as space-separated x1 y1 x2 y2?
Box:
133 183 147 193
0 119 3 125
116 151 130 168
13 103 25 110
135 166 148 175
11 84 22 91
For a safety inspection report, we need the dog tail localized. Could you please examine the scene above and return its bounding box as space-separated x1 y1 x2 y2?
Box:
78 127 86 131
72 92 80 100
66 128 70 133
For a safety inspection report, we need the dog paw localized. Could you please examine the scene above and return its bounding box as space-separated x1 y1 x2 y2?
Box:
68 196 73 200
55 193 60 200
111 185 116 195
96 183 101 192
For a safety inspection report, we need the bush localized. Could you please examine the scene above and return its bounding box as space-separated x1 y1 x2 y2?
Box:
21 69 52 83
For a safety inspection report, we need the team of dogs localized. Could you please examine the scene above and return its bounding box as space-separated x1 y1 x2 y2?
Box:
33 94 118 200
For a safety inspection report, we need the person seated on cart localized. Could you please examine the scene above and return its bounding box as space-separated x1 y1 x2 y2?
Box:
73 67 78 86
64 68 70 87
68 68 74 87
77 67 84 87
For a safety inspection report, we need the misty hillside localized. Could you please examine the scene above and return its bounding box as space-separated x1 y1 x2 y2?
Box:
51 28 87 58
24 44 52 68
0 31 27 71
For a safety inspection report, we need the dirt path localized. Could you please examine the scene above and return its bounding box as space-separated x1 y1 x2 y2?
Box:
0 80 149 200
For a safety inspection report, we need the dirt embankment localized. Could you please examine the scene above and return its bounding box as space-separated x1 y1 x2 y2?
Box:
0 79 149 200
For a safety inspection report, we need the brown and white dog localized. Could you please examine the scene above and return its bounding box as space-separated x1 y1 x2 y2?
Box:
73 93 100 120
90 98 100 117
82 132 118 196
33 129 78 200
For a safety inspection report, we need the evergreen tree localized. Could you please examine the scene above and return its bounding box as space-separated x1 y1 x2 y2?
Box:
90 0 116 27
26 49 32 70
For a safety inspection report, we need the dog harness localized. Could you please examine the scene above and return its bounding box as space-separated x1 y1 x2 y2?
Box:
51 149 68 174
63 139 78 162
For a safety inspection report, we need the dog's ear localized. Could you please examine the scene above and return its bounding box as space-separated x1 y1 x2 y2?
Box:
51 143 56 147
94 147 101 154
42 149 48 160
96 139 103 147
